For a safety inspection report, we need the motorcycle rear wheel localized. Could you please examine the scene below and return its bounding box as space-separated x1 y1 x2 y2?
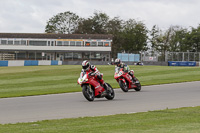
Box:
119 80 128 92
105 83 115 100
82 85 94 101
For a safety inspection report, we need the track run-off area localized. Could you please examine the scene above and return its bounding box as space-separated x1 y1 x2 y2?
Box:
0 81 200 124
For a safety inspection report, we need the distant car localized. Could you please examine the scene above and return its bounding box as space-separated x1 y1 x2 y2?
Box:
134 62 144 66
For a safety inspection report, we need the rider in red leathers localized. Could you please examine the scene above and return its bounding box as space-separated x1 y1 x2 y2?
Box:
81 60 108 92
114 58 136 82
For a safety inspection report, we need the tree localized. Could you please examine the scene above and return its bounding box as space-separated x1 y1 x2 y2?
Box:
75 11 109 34
184 25 200 52
121 19 148 53
74 18 93 34
106 17 124 58
168 26 188 52
45 11 80 34
149 25 189 61
91 11 110 34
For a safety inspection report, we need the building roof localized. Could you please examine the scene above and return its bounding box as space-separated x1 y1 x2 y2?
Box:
0 33 113 40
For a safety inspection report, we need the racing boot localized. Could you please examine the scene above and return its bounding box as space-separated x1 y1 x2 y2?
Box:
129 71 136 83
103 83 109 93
101 83 108 97
132 76 137 83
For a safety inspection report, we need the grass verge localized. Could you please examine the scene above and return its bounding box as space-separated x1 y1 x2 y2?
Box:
0 106 200 133
0 65 200 98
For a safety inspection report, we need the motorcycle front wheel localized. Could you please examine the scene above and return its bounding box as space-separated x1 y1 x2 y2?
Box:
119 80 128 92
134 78 141 91
82 85 94 101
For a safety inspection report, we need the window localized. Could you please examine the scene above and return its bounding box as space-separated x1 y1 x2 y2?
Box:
104 42 109 47
73 53 82 59
8 40 13 45
91 42 97 46
96 53 101 59
98 42 103 46
70 41 75 46
51 41 54 46
28 53 35 59
90 53 101 59
36 53 43 59
57 41 62 46
29 41 46 46
14 41 20 45
17 52 26 59
76 41 82 46
85 42 90 46
21 40 27 45
64 41 69 46
65 53 73 59
1 40 7 44
83 52 90 59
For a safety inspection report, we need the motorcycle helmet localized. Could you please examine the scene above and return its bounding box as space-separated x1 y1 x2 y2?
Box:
114 58 121 67
82 60 90 71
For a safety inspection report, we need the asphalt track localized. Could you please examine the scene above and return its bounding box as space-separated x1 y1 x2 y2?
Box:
0 81 200 124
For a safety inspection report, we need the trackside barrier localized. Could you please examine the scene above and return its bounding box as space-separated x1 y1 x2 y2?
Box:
0 60 62 67
51 60 58 65
24 60 39 66
8 60 24 66
38 60 51 66
0 61 8 66
168 61 196 66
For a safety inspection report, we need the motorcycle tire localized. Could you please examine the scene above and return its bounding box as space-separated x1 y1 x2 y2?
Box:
119 80 128 92
82 85 94 101
134 78 141 91
105 83 115 100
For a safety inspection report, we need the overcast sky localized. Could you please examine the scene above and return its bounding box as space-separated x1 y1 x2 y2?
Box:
0 0 200 33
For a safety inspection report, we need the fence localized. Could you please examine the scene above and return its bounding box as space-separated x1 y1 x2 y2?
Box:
0 53 15 60
140 51 158 62
141 51 200 62
166 52 200 62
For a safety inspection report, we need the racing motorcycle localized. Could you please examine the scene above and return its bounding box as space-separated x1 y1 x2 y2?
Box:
114 67 141 92
78 71 115 101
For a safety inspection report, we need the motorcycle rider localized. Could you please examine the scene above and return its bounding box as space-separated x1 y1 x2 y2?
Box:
114 58 136 82
81 60 108 92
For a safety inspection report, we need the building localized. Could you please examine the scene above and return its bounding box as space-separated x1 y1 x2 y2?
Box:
0 33 112 62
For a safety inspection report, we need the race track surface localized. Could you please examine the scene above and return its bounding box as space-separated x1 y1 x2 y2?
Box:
0 81 200 124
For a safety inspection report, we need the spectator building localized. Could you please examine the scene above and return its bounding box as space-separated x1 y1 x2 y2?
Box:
0 33 112 62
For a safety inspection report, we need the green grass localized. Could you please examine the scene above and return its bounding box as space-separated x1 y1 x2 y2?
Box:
0 65 200 132
0 106 200 133
0 65 200 98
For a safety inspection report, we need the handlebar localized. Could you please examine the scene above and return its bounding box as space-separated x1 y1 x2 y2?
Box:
88 72 96 76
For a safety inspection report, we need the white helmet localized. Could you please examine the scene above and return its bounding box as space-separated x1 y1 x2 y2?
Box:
114 58 121 66
82 60 90 71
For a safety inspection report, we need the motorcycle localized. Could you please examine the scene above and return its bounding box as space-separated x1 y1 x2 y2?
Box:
114 67 141 92
78 71 115 101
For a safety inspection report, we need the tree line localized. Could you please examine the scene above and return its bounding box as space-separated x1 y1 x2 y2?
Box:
45 11 200 58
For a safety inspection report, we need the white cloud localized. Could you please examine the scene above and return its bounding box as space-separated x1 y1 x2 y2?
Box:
0 0 200 33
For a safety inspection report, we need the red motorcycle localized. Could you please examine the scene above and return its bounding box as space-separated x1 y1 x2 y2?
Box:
114 67 141 92
78 71 115 101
